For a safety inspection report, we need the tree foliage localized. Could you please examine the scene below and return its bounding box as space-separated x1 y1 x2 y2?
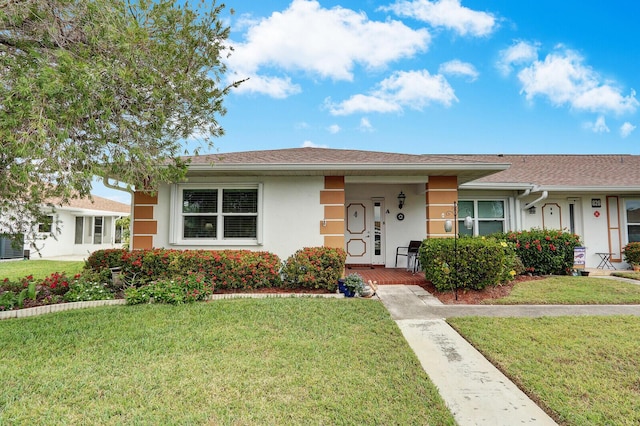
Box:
0 0 240 247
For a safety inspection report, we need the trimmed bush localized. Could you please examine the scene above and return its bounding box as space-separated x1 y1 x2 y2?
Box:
623 242 640 266
500 229 582 275
85 248 127 271
168 250 282 290
281 247 346 291
419 237 515 292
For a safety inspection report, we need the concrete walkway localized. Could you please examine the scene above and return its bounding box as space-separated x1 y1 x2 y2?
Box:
376 284 640 426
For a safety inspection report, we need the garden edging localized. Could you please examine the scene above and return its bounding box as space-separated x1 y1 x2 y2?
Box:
0 293 347 320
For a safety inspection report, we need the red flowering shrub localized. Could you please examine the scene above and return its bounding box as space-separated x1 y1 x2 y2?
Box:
168 250 282 290
501 229 582 275
40 272 72 296
281 247 346 291
85 248 128 271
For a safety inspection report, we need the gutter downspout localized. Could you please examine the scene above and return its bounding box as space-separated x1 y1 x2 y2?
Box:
523 190 548 210
103 177 134 252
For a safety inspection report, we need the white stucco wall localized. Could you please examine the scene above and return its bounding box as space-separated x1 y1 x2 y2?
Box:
154 176 325 262
31 209 125 259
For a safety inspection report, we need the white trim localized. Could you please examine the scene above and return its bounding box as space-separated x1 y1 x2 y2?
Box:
170 183 263 246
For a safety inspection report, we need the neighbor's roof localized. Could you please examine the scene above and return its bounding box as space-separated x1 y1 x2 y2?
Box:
185 148 510 185
45 195 130 214
448 154 640 191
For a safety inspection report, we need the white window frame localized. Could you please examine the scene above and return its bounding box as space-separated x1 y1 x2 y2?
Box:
458 199 508 236
170 183 263 246
623 198 640 244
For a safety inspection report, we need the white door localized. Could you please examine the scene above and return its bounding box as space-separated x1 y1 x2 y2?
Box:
345 200 385 265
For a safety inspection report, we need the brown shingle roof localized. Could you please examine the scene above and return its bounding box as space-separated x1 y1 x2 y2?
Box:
46 195 130 214
189 147 491 165
443 154 640 188
186 148 510 184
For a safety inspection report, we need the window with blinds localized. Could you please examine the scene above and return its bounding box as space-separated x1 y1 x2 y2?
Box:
179 187 259 241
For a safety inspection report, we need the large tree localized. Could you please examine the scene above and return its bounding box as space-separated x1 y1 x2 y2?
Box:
0 0 240 247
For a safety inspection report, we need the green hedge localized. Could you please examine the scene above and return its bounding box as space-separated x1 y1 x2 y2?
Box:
419 237 516 292
281 247 346 292
87 247 346 293
499 229 582 275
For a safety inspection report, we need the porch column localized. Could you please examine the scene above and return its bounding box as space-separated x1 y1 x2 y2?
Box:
320 176 345 249
131 191 158 250
425 176 458 238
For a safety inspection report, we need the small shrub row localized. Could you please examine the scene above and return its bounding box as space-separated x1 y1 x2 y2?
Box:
419 237 518 292
497 229 583 275
0 270 115 311
125 272 213 305
623 242 640 266
87 247 347 293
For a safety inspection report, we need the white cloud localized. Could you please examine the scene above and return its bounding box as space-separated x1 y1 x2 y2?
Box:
227 0 430 97
497 40 539 76
584 116 610 133
230 73 301 99
359 118 374 132
327 124 341 134
301 140 328 148
382 0 496 37
438 60 478 81
327 70 457 115
620 122 636 138
516 47 638 115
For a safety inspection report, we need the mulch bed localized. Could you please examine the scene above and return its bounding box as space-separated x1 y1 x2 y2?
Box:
417 275 546 304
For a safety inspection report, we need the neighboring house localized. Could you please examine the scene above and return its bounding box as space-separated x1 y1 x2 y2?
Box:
28 195 130 258
129 148 640 269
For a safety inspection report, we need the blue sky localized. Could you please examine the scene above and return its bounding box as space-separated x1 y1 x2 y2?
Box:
95 0 640 202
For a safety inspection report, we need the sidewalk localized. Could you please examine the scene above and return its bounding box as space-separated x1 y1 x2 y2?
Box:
376 284 640 426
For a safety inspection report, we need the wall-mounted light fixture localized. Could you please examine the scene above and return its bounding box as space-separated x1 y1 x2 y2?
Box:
528 206 536 215
397 191 406 209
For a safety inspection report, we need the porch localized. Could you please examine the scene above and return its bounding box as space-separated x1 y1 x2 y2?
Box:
344 265 428 285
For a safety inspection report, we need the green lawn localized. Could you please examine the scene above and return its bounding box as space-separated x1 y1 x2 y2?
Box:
449 315 640 425
0 299 455 425
0 259 85 281
489 276 640 304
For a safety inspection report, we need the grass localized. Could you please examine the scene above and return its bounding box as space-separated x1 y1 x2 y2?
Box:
0 299 455 425
612 271 640 281
0 259 85 281
489 276 640 304
449 315 640 425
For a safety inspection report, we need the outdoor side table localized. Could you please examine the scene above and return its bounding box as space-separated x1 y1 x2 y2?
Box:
595 252 616 270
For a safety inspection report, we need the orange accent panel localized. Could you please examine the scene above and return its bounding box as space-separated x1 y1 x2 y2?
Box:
324 236 345 248
133 220 158 235
324 176 345 189
134 191 158 205
132 235 153 250
134 205 154 220
427 220 456 236
320 190 345 205
427 176 458 190
324 205 345 219
320 220 344 235
426 191 458 205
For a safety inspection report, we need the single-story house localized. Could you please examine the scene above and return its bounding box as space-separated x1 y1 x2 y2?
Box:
129 148 640 269
25 195 130 259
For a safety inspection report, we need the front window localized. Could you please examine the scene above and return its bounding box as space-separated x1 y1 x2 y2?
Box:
38 215 53 233
173 184 261 244
626 200 640 242
458 200 506 236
